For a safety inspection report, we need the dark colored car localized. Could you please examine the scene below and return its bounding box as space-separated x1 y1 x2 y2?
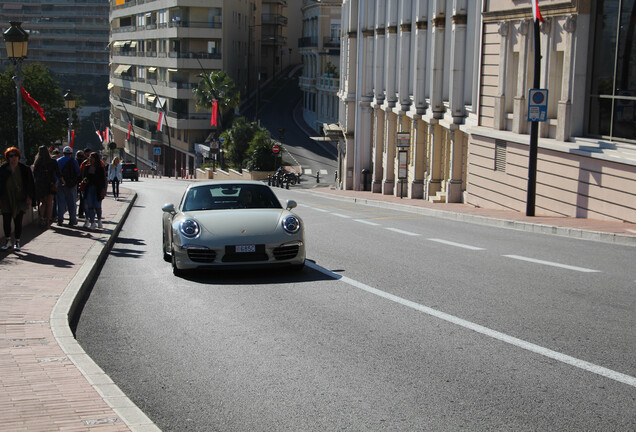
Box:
122 163 139 181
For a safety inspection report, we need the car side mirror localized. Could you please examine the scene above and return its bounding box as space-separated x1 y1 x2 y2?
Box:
162 203 176 214
286 200 297 210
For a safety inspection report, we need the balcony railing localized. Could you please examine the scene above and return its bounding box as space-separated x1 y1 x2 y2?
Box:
323 37 340 48
262 14 288 26
111 20 222 34
298 36 318 48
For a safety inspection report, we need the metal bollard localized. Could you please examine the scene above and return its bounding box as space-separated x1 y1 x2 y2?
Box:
316 172 320 183
286 178 289 189
268 175 271 186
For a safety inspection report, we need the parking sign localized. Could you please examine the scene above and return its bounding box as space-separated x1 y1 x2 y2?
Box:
528 89 548 122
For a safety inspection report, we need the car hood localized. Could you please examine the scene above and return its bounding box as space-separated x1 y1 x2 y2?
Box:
183 209 291 239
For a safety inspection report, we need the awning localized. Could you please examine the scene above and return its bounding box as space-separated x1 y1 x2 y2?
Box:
107 83 115 90
167 68 178 73
113 41 126 48
147 95 157 103
113 64 132 75
130 41 137 48
147 67 157 73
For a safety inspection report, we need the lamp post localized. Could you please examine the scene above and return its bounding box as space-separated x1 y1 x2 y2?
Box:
63 90 75 147
3 22 29 163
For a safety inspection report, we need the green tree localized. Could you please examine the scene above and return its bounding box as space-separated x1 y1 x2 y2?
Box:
193 71 240 134
223 117 260 169
246 129 279 171
0 63 70 163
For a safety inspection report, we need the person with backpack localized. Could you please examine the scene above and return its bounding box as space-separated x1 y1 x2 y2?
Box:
56 146 80 226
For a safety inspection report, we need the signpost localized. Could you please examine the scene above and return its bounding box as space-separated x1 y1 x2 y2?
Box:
272 144 280 154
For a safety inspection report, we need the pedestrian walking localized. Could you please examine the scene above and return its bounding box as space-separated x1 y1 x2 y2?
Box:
82 152 107 230
32 145 61 227
56 146 80 226
51 148 61 221
75 150 87 218
108 156 123 200
0 147 35 250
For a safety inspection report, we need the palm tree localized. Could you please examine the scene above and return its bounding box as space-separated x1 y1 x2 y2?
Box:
193 71 240 133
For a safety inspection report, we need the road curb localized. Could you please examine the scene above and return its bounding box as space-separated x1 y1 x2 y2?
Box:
50 191 162 432
307 190 636 247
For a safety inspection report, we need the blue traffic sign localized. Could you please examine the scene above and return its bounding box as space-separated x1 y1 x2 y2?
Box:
528 89 548 122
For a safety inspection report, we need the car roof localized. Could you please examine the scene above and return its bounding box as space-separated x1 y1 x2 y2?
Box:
190 180 266 188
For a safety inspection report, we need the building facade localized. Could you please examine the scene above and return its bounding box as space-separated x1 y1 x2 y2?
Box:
298 0 342 132
1 0 110 145
109 0 256 176
337 0 636 224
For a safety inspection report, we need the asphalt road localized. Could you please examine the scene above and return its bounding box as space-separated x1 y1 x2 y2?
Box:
76 178 636 431
252 71 338 184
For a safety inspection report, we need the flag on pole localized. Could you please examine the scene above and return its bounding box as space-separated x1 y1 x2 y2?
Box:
157 111 164 131
127 121 132 139
96 130 103 143
103 130 107 142
211 100 218 127
531 0 544 23
105 127 110 142
70 130 75 148
20 86 46 121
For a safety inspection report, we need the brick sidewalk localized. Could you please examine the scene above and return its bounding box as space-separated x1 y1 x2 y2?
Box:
0 188 158 432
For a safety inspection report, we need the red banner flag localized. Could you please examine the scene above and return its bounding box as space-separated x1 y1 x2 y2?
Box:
157 111 164 131
20 86 46 121
96 130 103 143
127 121 132 139
531 0 544 23
70 130 75 148
211 100 218 127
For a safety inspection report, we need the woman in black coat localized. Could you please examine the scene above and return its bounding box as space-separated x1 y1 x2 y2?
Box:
0 147 36 250
32 145 62 227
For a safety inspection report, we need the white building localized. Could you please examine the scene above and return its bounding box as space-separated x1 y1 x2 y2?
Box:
336 0 636 223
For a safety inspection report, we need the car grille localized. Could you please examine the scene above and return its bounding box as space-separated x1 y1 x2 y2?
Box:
273 244 299 260
222 245 268 262
187 248 216 263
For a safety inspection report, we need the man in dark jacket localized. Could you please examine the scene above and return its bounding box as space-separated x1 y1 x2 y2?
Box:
56 146 81 226
0 147 35 250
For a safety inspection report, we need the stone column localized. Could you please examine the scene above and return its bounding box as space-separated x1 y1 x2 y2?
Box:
343 132 356 190
494 21 509 130
539 19 551 138
512 20 529 134
445 127 465 203
372 107 385 193
430 0 446 118
409 116 425 199
449 0 467 123
382 111 396 195
385 0 398 107
556 15 576 142
398 0 412 111
426 119 442 198
413 16 428 115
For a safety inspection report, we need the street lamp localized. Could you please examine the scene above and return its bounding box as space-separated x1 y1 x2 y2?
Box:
3 22 29 162
63 90 75 147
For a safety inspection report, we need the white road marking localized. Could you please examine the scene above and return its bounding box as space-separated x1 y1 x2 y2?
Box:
625 229 636 234
386 228 420 236
306 261 636 389
428 238 485 250
304 169 313 175
503 255 601 273
313 208 330 213
355 219 381 226
332 213 352 218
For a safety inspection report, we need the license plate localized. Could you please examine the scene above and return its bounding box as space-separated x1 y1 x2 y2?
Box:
235 244 256 253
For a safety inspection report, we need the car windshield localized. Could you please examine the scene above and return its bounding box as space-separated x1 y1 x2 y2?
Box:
181 184 283 211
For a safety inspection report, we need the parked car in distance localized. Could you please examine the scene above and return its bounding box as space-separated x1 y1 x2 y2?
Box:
162 180 306 276
122 163 139 181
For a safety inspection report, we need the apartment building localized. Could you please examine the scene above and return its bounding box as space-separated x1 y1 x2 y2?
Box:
0 0 110 143
337 0 636 224
109 0 255 176
298 0 341 131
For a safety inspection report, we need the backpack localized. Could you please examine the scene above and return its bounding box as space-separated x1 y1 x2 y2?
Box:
61 159 78 187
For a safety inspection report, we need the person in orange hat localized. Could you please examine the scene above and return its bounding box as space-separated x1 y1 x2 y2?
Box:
0 147 35 250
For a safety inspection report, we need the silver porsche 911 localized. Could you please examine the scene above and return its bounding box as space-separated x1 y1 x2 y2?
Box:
162 180 305 276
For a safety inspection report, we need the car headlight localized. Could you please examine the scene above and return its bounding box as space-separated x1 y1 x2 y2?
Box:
282 215 301 233
179 219 200 238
